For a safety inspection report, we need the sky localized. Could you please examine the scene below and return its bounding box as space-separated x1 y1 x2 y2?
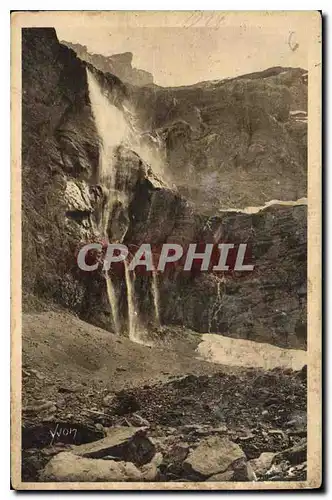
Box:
53 11 314 87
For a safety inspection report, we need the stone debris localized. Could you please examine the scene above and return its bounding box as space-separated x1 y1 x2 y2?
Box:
22 369 307 482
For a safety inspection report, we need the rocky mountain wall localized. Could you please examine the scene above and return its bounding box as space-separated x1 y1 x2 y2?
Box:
21 28 307 349
129 67 307 212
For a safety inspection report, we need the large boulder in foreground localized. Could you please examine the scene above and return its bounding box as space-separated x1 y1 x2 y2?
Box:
39 426 161 482
72 426 155 466
40 452 143 482
183 436 247 480
39 451 163 482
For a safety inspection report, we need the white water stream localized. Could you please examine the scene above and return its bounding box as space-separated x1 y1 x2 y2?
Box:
87 68 160 342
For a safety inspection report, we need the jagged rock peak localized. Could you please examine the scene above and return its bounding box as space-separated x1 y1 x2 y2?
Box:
60 40 154 87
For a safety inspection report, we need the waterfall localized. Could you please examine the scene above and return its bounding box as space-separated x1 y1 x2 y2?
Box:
152 272 160 325
86 69 129 185
124 261 142 343
105 273 120 334
208 277 224 333
86 67 162 342
87 68 129 333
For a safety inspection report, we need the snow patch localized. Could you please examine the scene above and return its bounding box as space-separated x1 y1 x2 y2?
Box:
196 333 306 371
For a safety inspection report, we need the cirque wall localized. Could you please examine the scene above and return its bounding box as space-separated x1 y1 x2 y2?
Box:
21 28 307 349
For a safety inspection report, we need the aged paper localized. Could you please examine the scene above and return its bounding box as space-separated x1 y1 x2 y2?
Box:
11 11 321 490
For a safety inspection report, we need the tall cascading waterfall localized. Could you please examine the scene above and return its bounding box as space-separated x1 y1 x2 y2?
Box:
123 261 149 345
86 68 161 341
105 274 120 334
152 272 160 325
86 68 125 335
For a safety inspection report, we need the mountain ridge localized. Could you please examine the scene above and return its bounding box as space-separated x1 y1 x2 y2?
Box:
60 40 154 87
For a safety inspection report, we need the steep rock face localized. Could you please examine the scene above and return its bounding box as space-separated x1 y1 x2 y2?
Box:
61 41 154 87
127 179 307 348
22 28 94 302
22 28 306 349
161 204 307 349
22 28 126 331
130 67 307 212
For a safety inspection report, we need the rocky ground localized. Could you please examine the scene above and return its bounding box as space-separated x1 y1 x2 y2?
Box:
22 311 307 484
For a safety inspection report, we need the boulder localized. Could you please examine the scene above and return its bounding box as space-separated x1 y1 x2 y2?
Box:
183 437 246 479
39 444 163 482
39 451 144 482
72 426 155 466
39 426 163 482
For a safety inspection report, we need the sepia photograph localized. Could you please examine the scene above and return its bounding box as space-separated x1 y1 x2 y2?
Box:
11 10 321 490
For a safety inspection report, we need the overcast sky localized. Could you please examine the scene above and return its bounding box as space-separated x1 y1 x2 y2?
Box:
54 11 313 87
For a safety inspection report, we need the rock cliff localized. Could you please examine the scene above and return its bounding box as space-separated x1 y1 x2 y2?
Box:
61 40 154 87
129 66 307 212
